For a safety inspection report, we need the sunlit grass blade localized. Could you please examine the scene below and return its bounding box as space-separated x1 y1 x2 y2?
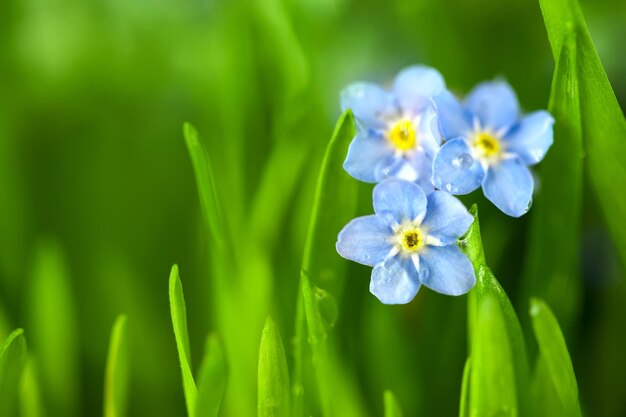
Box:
383 390 404 417
19 358 45 417
183 122 226 249
539 0 626 268
530 298 582 417
104 315 129 417
459 358 470 417
521 29 582 330
0 329 27 416
461 207 530 416
27 240 79 417
196 334 227 417
169 265 197 417
258 317 290 417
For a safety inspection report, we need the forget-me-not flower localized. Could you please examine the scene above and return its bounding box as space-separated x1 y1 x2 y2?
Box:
432 81 554 217
340 66 446 192
336 178 475 304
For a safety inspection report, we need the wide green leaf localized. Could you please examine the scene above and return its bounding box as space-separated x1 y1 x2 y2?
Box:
461 207 530 417
258 317 290 417
538 0 626 269
383 390 404 417
196 334 227 417
169 265 198 417
0 329 27 416
27 240 79 417
521 25 582 329
530 298 582 417
104 315 129 417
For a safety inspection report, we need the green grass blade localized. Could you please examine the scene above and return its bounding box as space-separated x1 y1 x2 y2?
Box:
539 0 626 269
183 122 226 249
461 208 530 417
302 109 358 296
0 329 27 416
196 334 227 417
383 390 404 417
459 357 471 417
169 265 197 417
530 298 582 417
258 317 290 417
104 315 129 417
521 27 582 329
19 358 45 417
471 287 517 416
27 240 79 416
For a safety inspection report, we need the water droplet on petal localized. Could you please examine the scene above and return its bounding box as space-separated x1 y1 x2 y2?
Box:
444 183 453 193
452 153 473 169
524 198 533 213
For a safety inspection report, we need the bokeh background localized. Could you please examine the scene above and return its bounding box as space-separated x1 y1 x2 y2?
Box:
1 0 625 415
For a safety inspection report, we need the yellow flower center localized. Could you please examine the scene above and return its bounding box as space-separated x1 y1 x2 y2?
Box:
473 132 501 158
398 227 425 253
389 120 416 151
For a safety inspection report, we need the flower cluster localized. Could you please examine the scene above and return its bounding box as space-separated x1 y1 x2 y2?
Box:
336 65 554 304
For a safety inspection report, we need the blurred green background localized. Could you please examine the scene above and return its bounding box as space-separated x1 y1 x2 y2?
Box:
1 0 625 416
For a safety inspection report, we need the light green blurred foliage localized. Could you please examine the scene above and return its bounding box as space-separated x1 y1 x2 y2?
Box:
0 0 625 416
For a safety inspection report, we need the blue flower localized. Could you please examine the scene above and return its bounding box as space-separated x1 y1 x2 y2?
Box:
431 81 554 217
340 66 446 192
336 178 475 304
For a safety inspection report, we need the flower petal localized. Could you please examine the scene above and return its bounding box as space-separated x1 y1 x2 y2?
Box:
422 191 474 245
482 158 534 217
344 130 395 183
373 178 428 224
465 81 519 131
336 215 393 267
431 138 485 195
370 256 421 304
415 103 443 156
393 66 446 114
502 111 554 165
374 156 418 183
418 245 476 295
433 90 473 139
406 150 435 195
340 82 398 129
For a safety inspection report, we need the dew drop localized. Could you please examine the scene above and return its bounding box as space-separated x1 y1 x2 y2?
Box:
524 198 533 213
452 153 473 169
444 183 453 193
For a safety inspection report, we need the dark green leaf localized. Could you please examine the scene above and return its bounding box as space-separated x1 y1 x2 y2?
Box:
169 265 197 417
521 26 582 330
539 0 626 269
0 329 27 416
104 315 129 417
196 334 227 417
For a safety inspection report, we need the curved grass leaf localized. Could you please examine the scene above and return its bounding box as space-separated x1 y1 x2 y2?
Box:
530 298 582 417
196 334 227 417
461 207 530 417
258 317 290 417
0 329 27 416
169 265 197 417
104 315 129 417
383 390 404 417
183 122 226 249
521 27 582 330
27 240 79 417
539 0 626 269
302 109 358 294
